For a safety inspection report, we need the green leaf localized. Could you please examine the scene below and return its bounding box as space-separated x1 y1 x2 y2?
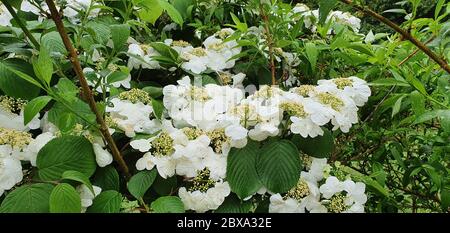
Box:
340 166 390 198
107 71 129 84
134 0 164 24
256 140 301 193
347 43 373 56
435 0 445 19
319 0 337 25
406 76 427 95
33 47 53 85
391 95 405 118
441 184 450 210
152 99 164 120
149 42 179 61
127 170 157 200
49 184 82 213
293 128 334 158
56 78 78 96
151 196 184 213
110 24 130 51
171 0 193 19
47 97 96 132
62 170 95 195
214 194 252 213
0 184 54 213
370 79 410 87
143 86 163 98
230 12 247 32
305 42 318 71
5 0 23 9
23 96 52 126
41 31 66 55
92 166 120 191
0 60 43 90
413 110 450 125
86 190 122 213
158 0 184 26
227 141 262 199
37 136 97 181
0 59 41 100
152 175 177 196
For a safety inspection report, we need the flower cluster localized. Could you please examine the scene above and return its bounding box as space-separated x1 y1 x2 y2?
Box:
128 28 241 74
291 3 361 34
269 158 368 213
118 75 369 212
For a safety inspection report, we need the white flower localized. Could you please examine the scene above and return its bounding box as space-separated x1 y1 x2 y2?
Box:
224 124 248 148
173 135 214 178
106 97 160 138
127 43 161 70
269 170 326 213
308 158 329 182
317 76 371 107
319 176 344 199
63 0 100 23
21 132 55 166
0 4 13 27
92 143 113 167
77 184 102 213
137 152 177 178
290 116 324 138
0 108 40 131
130 138 152 152
342 179 367 206
179 180 231 213
0 154 23 197
269 194 304 213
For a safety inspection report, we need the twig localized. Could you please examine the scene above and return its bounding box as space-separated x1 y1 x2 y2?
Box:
259 4 277 85
398 35 436 66
339 0 450 74
1 0 40 49
44 0 130 178
362 86 395 123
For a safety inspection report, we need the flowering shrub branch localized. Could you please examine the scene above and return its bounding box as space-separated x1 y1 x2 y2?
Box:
44 0 130 177
338 0 450 74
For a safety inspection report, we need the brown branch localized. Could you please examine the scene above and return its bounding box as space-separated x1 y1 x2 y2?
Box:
339 0 450 74
259 4 277 85
44 0 130 178
398 35 436 66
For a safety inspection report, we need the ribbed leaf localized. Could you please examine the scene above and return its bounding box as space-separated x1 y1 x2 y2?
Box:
227 140 262 199
256 140 301 193
37 136 97 181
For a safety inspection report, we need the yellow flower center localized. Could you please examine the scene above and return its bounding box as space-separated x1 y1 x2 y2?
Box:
328 193 347 213
333 78 353 90
172 40 190 47
294 85 316 97
151 132 174 157
188 87 210 102
284 179 310 201
0 96 27 114
219 72 232 84
0 127 32 150
191 47 207 57
118 88 152 105
318 92 344 111
207 42 226 51
216 30 232 40
188 168 215 193
182 127 204 140
207 128 230 154
280 102 307 118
